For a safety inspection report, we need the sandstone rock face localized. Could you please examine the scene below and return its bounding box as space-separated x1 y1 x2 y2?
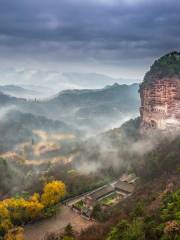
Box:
139 52 180 130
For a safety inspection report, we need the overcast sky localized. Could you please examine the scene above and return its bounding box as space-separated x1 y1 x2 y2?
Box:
0 0 180 84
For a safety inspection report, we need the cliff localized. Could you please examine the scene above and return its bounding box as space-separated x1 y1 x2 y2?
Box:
139 52 180 130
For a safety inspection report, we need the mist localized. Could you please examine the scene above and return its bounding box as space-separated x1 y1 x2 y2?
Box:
73 121 180 175
0 68 138 100
0 78 176 199
0 105 19 120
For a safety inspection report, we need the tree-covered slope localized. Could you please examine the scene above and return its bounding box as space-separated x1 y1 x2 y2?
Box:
106 189 180 240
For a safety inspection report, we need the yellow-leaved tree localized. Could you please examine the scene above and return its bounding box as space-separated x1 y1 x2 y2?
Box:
41 181 66 207
0 180 66 238
3 196 44 224
0 203 12 235
4 227 24 240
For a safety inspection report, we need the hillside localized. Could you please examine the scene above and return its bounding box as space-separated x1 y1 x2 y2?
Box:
45 83 140 133
0 110 77 152
49 83 139 108
0 91 24 105
62 72 135 88
73 134 180 240
78 172 180 240
0 85 39 99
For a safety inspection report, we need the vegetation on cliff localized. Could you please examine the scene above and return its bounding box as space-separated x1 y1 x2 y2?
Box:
141 52 180 89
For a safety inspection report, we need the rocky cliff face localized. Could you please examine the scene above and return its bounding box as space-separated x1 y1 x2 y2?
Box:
139 52 180 130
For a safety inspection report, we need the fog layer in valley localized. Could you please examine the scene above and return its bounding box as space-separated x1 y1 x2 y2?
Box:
0 79 179 200
0 70 137 99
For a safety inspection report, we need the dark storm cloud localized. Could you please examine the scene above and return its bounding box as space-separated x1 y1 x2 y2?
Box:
0 0 180 66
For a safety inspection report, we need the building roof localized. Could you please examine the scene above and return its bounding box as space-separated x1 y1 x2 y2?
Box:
86 185 114 201
114 180 135 193
120 173 137 183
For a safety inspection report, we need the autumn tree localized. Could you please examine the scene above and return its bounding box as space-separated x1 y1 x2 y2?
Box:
3 197 44 224
0 203 12 236
4 227 24 240
41 181 66 207
0 180 66 238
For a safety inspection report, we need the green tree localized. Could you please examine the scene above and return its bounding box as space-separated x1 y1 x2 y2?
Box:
64 224 74 237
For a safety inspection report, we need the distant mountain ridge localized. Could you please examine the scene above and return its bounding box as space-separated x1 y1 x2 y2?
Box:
0 83 140 134
50 83 139 102
0 69 138 95
62 72 137 89
0 85 40 99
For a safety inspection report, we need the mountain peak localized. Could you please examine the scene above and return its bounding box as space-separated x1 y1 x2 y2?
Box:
142 51 180 86
140 51 180 130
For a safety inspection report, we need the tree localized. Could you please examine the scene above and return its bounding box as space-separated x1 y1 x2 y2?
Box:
132 201 145 217
161 190 180 223
0 203 12 236
92 203 102 221
41 181 66 207
124 219 145 240
0 180 66 239
64 224 74 237
107 220 129 240
4 227 24 240
3 197 44 224
107 219 145 240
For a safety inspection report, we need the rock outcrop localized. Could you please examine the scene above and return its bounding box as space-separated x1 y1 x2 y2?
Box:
139 52 180 130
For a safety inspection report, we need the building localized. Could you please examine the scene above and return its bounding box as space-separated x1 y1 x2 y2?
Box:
70 174 138 219
84 185 114 208
84 175 136 208
120 173 137 183
114 180 135 196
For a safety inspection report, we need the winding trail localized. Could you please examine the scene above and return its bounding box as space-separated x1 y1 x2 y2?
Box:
24 206 93 240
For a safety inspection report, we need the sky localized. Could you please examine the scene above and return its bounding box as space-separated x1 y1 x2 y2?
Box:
0 0 180 87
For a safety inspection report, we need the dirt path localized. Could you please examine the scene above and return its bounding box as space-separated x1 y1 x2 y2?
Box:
24 206 93 240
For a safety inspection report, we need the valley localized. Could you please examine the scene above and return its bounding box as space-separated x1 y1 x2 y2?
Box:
0 53 179 240
1 0 180 239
